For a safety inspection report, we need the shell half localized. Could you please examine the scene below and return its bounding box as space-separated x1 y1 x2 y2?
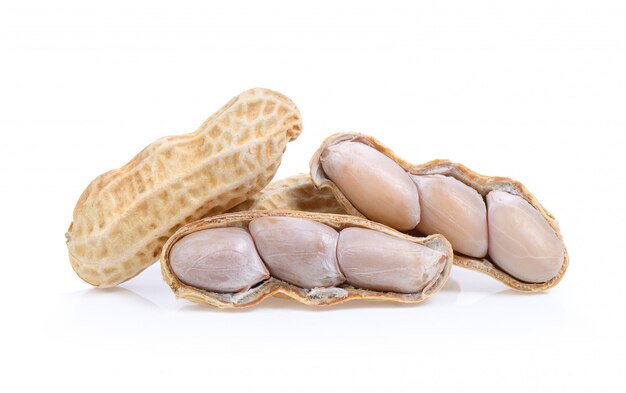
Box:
310 132 568 292
160 210 453 308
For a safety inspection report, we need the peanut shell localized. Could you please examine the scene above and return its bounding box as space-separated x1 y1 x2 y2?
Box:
67 88 302 287
160 210 453 308
310 133 568 292
228 174 346 214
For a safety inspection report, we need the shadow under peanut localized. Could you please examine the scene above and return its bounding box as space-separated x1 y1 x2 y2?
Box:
79 286 160 309
178 297 420 313
177 280 463 313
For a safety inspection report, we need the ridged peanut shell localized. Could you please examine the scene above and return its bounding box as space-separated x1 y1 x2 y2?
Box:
160 210 453 308
67 88 302 287
310 133 568 292
228 174 346 214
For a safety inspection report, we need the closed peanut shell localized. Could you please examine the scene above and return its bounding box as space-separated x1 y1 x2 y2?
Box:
227 174 346 214
160 210 453 308
310 133 568 292
67 88 302 287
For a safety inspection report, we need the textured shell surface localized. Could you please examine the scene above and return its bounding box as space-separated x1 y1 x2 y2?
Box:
310 132 568 292
67 88 302 287
227 173 346 214
160 210 453 308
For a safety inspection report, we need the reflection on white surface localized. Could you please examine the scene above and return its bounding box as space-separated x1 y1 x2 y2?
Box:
50 234 610 393
62 262 497 314
59 262 569 331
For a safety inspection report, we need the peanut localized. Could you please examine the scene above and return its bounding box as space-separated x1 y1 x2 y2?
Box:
249 217 344 288
67 88 302 287
319 141 420 230
169 227 269 293
412 174 488 258
487 191 564 283
311 133 568 291
337 227 447 293
227 174 346 214
160 211 453 308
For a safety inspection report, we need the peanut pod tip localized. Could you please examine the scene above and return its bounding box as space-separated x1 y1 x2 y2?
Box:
67 87 302 288
310 132 568 292
160 210 454 308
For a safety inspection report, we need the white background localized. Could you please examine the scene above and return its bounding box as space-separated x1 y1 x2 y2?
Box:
1 1 625 392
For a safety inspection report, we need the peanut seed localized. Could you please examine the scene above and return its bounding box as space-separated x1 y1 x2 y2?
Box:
412 174 488 258
337 227 446 293
249 217 344 288
320 141 420 230
169 227 270 293
486 190 564 283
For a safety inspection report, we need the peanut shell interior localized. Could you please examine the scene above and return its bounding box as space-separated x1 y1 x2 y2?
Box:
310 132 568 292
161 210 453 308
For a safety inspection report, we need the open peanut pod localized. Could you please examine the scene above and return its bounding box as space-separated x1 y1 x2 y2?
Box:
227 173 346 214
310 133 568 292
160 210 453 308
67 88 302 287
